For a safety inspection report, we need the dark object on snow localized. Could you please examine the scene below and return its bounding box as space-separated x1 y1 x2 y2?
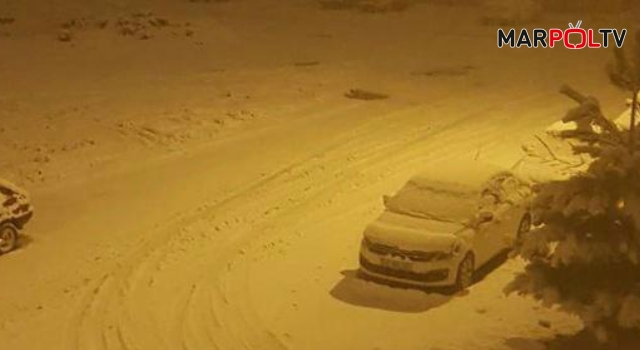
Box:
412 65 476 78
294 61 320 67
58 30 73 42
318 0 410 13
345 89 388 101
0 17 16 25
538 319 552 328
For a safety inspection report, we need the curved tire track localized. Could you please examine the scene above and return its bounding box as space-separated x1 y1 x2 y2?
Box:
67 88 566 350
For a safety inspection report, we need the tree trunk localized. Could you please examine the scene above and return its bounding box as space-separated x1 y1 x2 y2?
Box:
630 89 638 153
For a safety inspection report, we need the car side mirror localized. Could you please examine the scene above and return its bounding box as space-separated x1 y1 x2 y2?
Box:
383 195 391 207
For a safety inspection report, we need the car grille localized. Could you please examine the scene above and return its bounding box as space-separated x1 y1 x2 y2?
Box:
363 238 451 262
360 255 449 282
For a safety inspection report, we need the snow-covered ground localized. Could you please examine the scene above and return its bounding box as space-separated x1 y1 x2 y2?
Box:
0 1 633 349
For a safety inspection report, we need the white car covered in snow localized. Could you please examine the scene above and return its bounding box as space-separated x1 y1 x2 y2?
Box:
359 165 532 290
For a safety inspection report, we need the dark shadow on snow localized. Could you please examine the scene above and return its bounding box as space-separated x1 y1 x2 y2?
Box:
330 250 512 313
330 270 452 313
474 249 511 284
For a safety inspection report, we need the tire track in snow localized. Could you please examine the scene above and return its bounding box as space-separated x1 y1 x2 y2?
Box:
67 100 413 350
198 90 571 350
67 87 567 350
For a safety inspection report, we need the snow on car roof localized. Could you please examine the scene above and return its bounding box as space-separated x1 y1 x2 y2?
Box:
407 161 507 193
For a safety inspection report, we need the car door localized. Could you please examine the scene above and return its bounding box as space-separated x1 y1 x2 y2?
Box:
487 203 518 252
470 218 498 266
471 203 522 265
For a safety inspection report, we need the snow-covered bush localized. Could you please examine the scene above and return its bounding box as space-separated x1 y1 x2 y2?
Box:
507 43 640 343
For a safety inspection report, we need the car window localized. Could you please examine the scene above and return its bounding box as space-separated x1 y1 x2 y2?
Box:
0 186 13 196
481 172 530 204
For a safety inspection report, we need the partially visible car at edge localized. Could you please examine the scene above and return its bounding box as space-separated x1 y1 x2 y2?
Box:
0 179 34 255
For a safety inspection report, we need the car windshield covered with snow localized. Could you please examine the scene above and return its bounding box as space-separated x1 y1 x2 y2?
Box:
384 179 478 224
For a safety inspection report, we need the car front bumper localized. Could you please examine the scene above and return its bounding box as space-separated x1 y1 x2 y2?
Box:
2 204 33 229
359 245 460 288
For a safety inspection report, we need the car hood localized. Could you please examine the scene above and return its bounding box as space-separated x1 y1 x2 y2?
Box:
363 211 464 252
1 179 30 202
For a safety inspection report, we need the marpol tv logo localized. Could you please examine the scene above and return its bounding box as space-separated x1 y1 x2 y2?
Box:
497 21 627 49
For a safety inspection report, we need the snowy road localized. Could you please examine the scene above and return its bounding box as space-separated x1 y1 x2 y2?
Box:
2 86 583 350
0 1 630 349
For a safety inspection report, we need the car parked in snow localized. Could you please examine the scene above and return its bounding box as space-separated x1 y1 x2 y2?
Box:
359 164 532 291
0 179 33 255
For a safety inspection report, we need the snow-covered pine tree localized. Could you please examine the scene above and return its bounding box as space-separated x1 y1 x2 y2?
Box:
506 36 640 344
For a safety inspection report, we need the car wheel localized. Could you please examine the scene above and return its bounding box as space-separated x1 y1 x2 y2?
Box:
517 214 532 242
0 223 18 254
455 253 475 291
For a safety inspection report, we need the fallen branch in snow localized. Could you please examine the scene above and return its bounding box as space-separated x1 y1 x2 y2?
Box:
534 135 573 165
345 89 389 101
524 135 586 172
